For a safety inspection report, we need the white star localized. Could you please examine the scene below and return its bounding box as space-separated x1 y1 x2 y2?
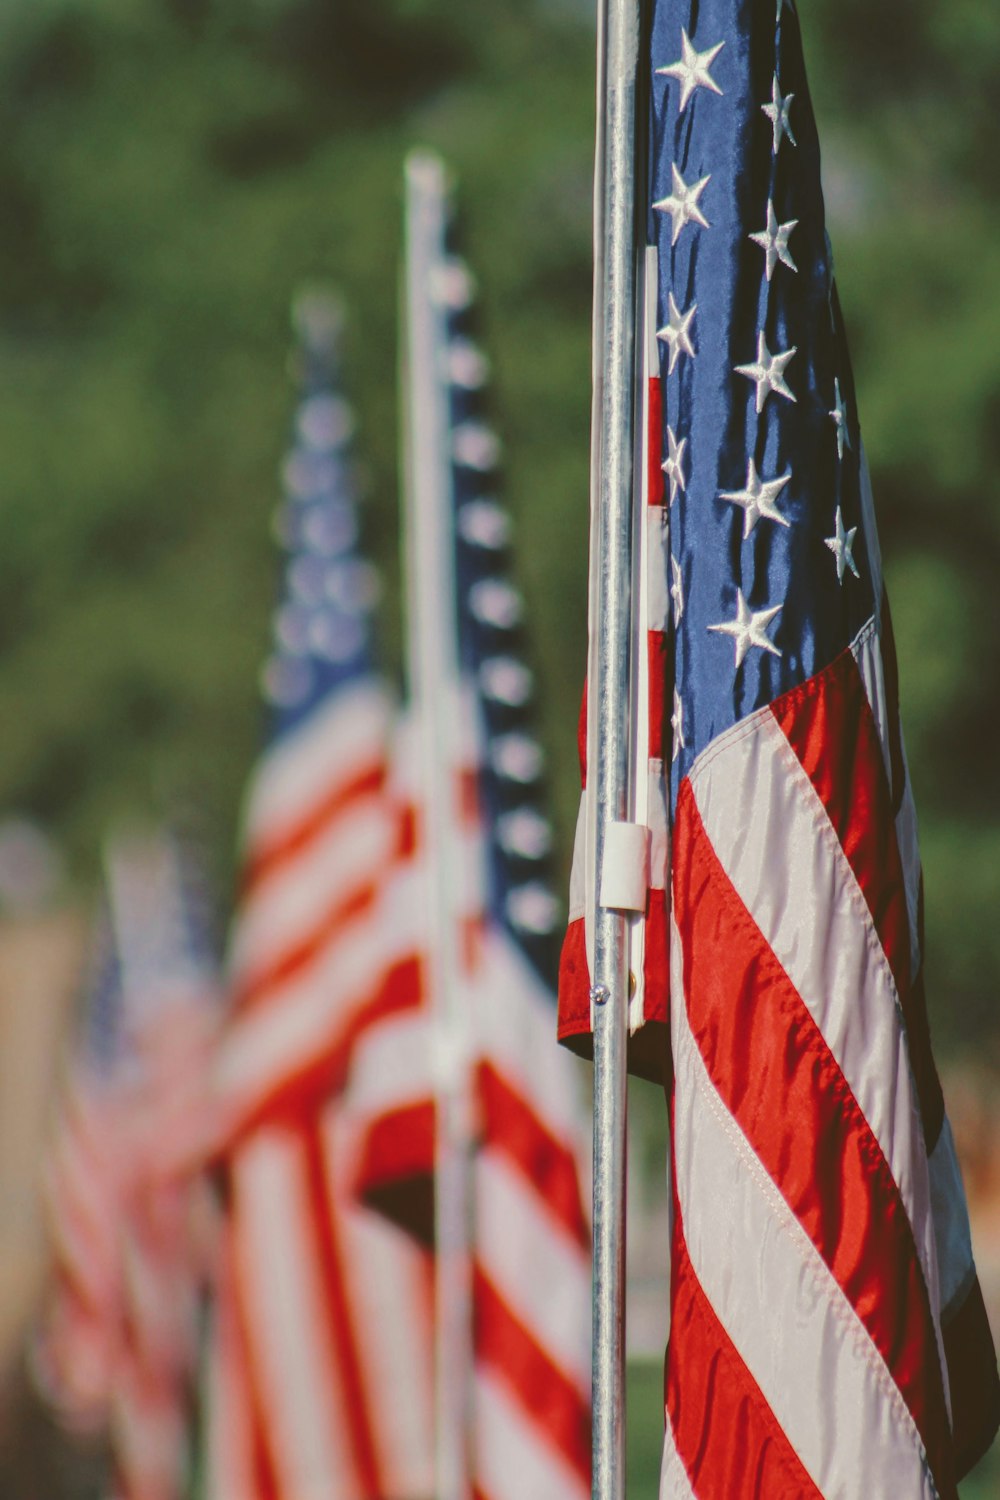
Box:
762 75 797 152
719 459 792 537
670 554 684 622
708 590 783 668
654 164 711 245
661 426 687 504
830 377 851 460
825 506 860 583
671 687 685 762
735 332 797 412
657 30 724 113
749 200 798 281
657 293 697 374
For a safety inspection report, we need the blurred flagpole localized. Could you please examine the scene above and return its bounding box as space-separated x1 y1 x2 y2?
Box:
401 148 474 1500
588 0 643 1498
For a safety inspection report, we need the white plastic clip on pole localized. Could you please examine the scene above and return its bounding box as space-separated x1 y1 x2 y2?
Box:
401 149 474 1500
589 0 642 1498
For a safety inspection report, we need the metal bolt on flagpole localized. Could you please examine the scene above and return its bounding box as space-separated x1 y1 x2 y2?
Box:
589 0 642 1498
401 148 474 1500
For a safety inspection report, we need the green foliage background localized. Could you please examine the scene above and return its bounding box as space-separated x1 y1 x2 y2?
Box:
0 0 999 1493
2 0 991 1051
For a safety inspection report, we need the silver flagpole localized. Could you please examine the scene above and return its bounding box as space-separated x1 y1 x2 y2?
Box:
589 0 643 1497
401 148 474 1500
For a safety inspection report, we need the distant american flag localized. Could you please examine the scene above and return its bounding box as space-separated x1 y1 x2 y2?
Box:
37 833 218 1500
35 912 124 1434
560 1 1000 1493
348 214 592 1500
206 293 435 1500
104 831 219 1500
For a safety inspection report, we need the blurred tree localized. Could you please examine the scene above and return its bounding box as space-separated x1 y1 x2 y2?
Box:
0 0 994 1056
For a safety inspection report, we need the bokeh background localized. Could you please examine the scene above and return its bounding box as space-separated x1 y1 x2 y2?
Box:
0 0 997 1495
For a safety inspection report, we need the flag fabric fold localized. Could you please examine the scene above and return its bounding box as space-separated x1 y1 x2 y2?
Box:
560 0 999 1491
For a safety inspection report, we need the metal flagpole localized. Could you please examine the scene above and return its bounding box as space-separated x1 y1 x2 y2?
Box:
400 148 474 1500
588 0 643 1497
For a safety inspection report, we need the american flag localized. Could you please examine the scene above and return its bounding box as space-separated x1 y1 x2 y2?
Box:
103 831 219 1500
348 189 592 1500
34 911 125 1435
206 292 435 1500
36 832 218 1500
560 0 1000 1493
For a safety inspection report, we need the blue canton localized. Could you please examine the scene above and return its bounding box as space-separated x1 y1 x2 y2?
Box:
262 293 380 740
441 238 563 989
649 0 876 805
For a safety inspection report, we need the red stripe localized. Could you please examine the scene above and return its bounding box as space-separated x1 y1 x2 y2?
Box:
211 1234 259 1500
354 1064 592 1255
478 1063 589 1250
771 649 945 1145
241 763 385 894
647 376 664 507
473 1267 590 1485
228 1222 281 1500
354 1100 435 1247
666 1216 822 1499
771 649 910 987
303 1125 381 1499
556 918 590 1046
557 917 670 1085
673 779 955 1495
221 955 426 1153
647 628 668 763
398 804 418 860
641 883 671 1035
232 878 380 1012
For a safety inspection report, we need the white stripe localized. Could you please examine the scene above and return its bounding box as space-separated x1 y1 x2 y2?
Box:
476 925 591 1146
318 1108 435 1498
229 792 395 985
646 507 672 632
851 618 889 777
112 1378 186 1497
474 1367 588 1500
688 709 942 1330
215 910 390 1124
476 1148 591 1387
928 1116 976 1322
233 1132 359 1500
344 923 589 1184
647 757 669 891
203 1293 255 1500
240 681 391 848
625 244 662 1033
344 1012 432 1121
670 926 938 1500
659 1413 697 1500
215 863 433 1127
